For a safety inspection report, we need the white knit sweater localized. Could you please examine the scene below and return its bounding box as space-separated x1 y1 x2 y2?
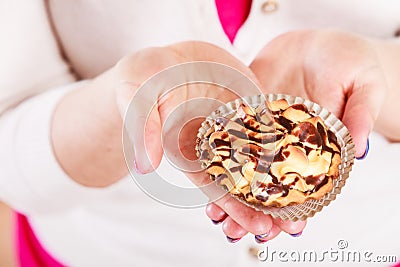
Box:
0 0 399 266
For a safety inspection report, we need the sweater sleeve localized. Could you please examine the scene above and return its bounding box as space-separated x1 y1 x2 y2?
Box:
0 82 102 215
0 0 102 215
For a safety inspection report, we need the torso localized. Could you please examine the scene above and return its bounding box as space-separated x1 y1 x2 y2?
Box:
48 0 400 78
24 1 400 266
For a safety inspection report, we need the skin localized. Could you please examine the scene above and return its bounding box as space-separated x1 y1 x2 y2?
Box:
51 31 400 242
206 30 400 239
52 41 304 242
0 203 16 267
250 30 398 154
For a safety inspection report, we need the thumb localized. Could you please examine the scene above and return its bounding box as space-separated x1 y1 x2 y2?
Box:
115 81 163 174
341 67 386 158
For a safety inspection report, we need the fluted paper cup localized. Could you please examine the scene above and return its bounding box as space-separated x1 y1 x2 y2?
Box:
196 94 355 221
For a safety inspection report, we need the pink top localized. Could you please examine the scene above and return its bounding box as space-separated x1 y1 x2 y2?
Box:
215 0 252 43
16 213 64 267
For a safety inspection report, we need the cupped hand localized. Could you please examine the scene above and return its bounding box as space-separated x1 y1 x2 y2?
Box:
250 30 387 158
115 41 306 243
204 30 388 241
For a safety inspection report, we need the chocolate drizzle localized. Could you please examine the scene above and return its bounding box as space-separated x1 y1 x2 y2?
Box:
291 142 314 155
291 103 309 112
327 129 340 150
309 175 329 193
273 147 286 162
317 122 340 155
210 139 231 149
254 173 300 200
200 100 341 208
305 174 326 186
276 116 293 131
294 122 322 146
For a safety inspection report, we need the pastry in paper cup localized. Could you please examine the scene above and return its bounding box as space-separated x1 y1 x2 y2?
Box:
196 94 355 221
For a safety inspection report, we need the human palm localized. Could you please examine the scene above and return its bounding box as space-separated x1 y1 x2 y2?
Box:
250 30 387 157
116 41 305 242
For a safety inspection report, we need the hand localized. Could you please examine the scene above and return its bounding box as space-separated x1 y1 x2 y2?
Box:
53 41 248 185
52 41 305 243
250 30 388 158
116 41 306 242
205 30 391 241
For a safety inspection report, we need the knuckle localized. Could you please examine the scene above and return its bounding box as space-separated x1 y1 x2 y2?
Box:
115 47 176 81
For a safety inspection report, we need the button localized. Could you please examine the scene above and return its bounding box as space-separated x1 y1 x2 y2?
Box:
395 28 400 37
248 246 260 259
261 0 279 14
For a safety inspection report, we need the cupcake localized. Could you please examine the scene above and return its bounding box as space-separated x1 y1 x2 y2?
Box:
196 94 355 220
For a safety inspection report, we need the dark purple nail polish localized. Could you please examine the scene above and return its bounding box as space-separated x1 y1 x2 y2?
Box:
356 138 369 160
212 220 222 225
289 231 303 237
254 236 268 244
226 236 241 243
255 234 269 244
211 214 228 225
133 159 144 174
255 238 268 244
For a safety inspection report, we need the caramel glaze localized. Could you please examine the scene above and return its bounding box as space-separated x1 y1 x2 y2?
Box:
247 105 341 203
200 101 341 207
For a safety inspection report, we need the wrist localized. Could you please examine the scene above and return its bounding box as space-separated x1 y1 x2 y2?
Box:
369 38 400 140
52 72 128 187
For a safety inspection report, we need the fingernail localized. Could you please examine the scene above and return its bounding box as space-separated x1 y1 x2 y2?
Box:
129 116 153 174
133 159 144 174
255 233 270 244
289 231 303 237
226 236 241 243
211 215 227 225
356 138 369 160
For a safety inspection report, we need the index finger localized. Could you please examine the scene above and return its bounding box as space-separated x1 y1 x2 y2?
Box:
219 195 274 236
188 170 273 236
